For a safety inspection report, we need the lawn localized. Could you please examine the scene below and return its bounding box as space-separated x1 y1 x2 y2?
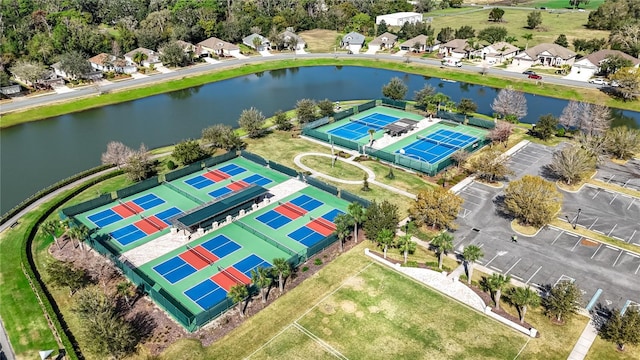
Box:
360 160 436 193
532 0 605 10
299 29 341 53
300 155 366 181
587 336 640 360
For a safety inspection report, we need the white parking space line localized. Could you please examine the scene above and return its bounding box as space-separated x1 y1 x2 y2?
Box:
526 266 542 284
512 275 523 281
606 174 615 183
591 244 603 259
485 253 501 267
571 238 582 251
592 189 601 199
629 230 637 243
636 263 640 275
588 218 599 230
566 232 579 238
628 198 636 210
612 251 624 267
490 266 502 272
607 224 618 236
593 229 604 235
505 258 521 275
609 193 618 204
551 231 564 245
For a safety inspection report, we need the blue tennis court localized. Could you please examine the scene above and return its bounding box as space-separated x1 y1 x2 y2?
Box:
219 164 246 176
256 210 292 229
322 209 345 222
185 279 228 309
242 174 272 186
327 113 399 141
201 235 242 258
289 194 323 212
110 224 147 246
234 254 271 278
185 175 214 189
155 207 184 225
288 226 325 247
209 187 232 198
398 129 478 164
87 208 122 228
154 257 198 284
132 193 165 210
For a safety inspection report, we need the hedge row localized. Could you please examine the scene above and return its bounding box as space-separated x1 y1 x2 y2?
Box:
21 170 124 360
0 164 115 226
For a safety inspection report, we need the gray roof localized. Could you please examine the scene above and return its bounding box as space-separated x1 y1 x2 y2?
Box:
124 47 157 60
242 33 269 46
524 43 576 60
281 30 305 45
399 34 439 48
370 32 398 46
441 39 471 53
584 49 640 66
197 37 239 51
342 32 366 45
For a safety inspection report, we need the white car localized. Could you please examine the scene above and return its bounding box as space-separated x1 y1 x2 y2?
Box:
588 78 608 85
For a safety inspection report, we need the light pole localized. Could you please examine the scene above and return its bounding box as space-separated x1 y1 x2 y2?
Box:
574 208 581 229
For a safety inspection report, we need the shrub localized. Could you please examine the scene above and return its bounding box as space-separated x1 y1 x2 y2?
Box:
166 160 176 170
404 260 419 267
314 258 322 266
302 266 309 272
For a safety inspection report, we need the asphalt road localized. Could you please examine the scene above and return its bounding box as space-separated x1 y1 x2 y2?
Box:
0 317 15 360
0 53 604 115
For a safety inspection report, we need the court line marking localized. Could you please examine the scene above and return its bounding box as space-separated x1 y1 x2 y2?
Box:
526 267 542 284
504 258 521 275
612 251 624 267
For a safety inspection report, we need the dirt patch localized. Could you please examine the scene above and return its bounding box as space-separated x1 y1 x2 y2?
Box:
580 238 599 247
340 300 357 313
319 303 336 315
343 275 365 290
355 311 364 318
368 305 381 313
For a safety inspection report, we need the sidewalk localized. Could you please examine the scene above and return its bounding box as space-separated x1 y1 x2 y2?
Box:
567 320 598 360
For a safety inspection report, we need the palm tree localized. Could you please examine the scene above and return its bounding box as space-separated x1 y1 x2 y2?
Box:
396 233 416 264
68 224 90 251
347 202 366 244
40 219 61 249
376 228 395 259
334 213 354 252
462 245 484 285
133 51 148 66
431 231 454 270
508 286 541 323
272 258 291 294
227 284 249 318
486 273 511 310
116 281 136 308
250 267 273 303
368 129 375 143
522 33 533 50
433 93 450 112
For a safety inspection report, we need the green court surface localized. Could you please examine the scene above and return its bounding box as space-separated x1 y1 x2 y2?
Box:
317 106 425 145
381 121 488 154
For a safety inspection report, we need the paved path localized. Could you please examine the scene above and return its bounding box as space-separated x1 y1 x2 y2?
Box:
0 316 15 360
568 321 598 360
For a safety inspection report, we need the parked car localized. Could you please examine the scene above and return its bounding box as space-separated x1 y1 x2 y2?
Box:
523 70 536 76
528 74 542 80
589 78 608 85
610 80 620 87
441 58 462 67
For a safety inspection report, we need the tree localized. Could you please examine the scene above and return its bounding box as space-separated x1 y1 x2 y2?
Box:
504 175 562 228
202 124 243 150
101 141 133 169
348 202 366 244
489 8 505 22
376 20 389 36
40 219 62 250
431 231 454 270
508 286 541 323
250 267 272 303
576 132 609 164
549 145 596 185
172 139 207 165
318 99 335 118
382 77 408 100
272 258 291 293
606 126 640 160
273 110 293 131
485 273 511 310
397 232 416 264
47 261 87 296
599 55 633 76
123 144 154 182
9 60 49 85
488 121 515 146
455 25 476 39
414 84 436 108
535 114 559 141
238 107 266 138
415 0 437 13
116 281 136 308
491 87 528 121
457 98 477 115
132 51 148 65
334 213 354 252
527 11 543 30
462 245 484 285
159 41 188 67
59 51 93 80
451 149 470 169
558 101 582 130
478 26 508 44
609 23 640 58
376 228 395 259
437 26 455 43
467 148 512 182
522 33 533 50
228 284 249 318
361 173 370 191
581 104 611 136
599 308 640 351
542 281 581 323
554 34 569 48
363 200 399 241
295 98 317 124
409 188 463 231
570 0 590 9
610 67 640 100
68 224 90 251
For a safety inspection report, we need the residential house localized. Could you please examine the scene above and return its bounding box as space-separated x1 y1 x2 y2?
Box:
399 35 440 53
368 32 398 53
0 84 21 96
571 49 640 78
242 33 270 51
477 42 520 64
196 37 240 57
175 40 196 54
439 39 471 59
513 43 577 67
280 29 306 51
51 62 102 81
88 53 137 74
376 12 423 26
124 47 161 67
341 32 366 54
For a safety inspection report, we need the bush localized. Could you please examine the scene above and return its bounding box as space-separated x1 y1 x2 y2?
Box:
314 258 322 266
556 127 566 137
166 160 176 170
403 260 419 267
302 266 309 272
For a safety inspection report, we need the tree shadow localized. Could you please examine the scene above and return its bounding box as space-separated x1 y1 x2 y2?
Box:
129 312 157 342
492 194 514 220
540 164 560 182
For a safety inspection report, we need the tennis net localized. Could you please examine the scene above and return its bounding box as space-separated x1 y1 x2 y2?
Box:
217 266 245 285
142 215 164 231
415 135 460 150
311 217 336 232
186 245 214 265
350 118 384 130
119 200 140 215
279 201 305 217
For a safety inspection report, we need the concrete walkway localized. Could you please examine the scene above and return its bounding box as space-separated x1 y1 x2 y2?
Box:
567 320 598 360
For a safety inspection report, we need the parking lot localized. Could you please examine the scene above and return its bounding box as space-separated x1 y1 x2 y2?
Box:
561 186 640 244
505 142 558 179
594 158 640 192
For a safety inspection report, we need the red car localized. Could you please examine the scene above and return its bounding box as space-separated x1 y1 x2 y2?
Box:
528 74 542 80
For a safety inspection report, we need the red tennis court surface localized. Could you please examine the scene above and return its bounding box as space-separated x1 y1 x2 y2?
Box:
112 201 144 218
211 267 251 291
180 246 219 270
227 180 249 191
133 216 167 235
203 170 230 182
308 218 336 236
275 203 306 220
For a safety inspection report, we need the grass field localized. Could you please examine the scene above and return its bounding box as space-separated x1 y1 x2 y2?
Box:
300 155 366 181
299 29 341 53
587 336 640 359
532 0 605 10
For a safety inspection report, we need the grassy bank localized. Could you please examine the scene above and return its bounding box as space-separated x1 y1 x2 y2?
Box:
3 57 639 129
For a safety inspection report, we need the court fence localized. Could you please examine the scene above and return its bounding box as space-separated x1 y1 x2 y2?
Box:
334 108 355 121
268 160 299 178
357 100 377 113
202 151 238 168
330 136 360 152
240 151 268 167
339 190 371 208
302 116 330 130
302 127 330 142
436 110 496 129
381 98 407 110
116 176 160 199
303 176 339 196
305 233 339 260
61 193 114 217
164 161 204 182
